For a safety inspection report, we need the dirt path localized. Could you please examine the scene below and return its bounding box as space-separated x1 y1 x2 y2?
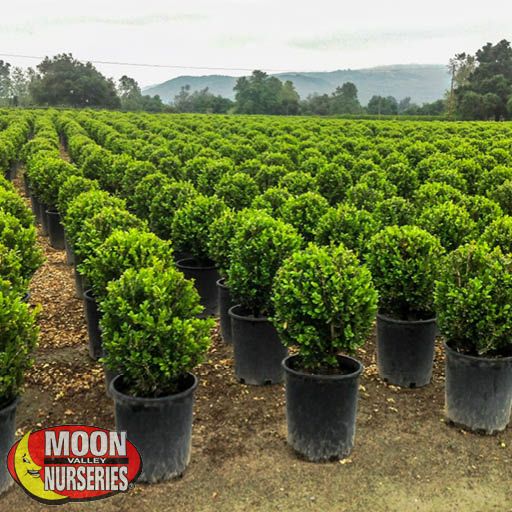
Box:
1 171 511 512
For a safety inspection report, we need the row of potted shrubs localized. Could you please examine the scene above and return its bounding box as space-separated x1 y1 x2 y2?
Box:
3 111 512 489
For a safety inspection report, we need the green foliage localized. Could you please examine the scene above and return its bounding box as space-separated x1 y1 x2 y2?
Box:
74 206 147 262
120 160 158 200
132 173 172 218
462 194 503 234
417 201 477 251
281 192 330 242
0 244 28 296
228 211 302 316
315 163 352 205
251 187 291 216
215 172 259 210
0 290 38 405
63 190 126 247
480 216 512 255
79 228 174 300
148 181 198 239
427 168 468 192
272 244 377 370
57 175 99 216
100 266 213 397
373 197 416 227
0 188 34 228
414 182 464 209
434 242 512 355
489 179 512 215
315 204 379 255
367 225 444 319
279 171 317 195
0 213 43 281
171 195 227 262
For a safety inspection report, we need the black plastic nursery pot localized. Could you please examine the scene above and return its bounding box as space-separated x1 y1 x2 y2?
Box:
217 278 234 344
46 209 66 250
176 258 219 317
104 365 119 397
73 265 85 299
23 175 30 197
229 305 288 385
0 398 18 495
283 355 363 462
64 235 75 266
83 289 103 360
376 313 437 388
40 202 49 236
30 195 41 224
445 342 512 434
110 373 198 483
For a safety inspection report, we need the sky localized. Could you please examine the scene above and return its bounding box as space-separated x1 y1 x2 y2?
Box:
1 0 511 87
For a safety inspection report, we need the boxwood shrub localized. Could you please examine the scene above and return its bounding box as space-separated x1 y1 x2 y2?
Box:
480 216 512 255
215 172 259 210
251 187 291 216
100 265 213 397
228 211 302 317
57 175 99 216
367 225 444 319
434 242 512 356
0 188 34 228
272 244 377 371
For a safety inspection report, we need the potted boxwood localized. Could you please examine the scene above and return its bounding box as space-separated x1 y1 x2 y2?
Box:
75 207 147 359
101 265 213 482
272 243 377 461
0 244 30 299
434 242 512 434
0 290 38 495
366 225 444 387
227 211 302 385
172 194 227 316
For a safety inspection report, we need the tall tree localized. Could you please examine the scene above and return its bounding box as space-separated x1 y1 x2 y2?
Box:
367 95 398 115
29 53 120 108
329 82 362 114
0 61 11 106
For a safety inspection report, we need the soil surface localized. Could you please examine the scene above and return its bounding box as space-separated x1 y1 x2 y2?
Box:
1 172 511 512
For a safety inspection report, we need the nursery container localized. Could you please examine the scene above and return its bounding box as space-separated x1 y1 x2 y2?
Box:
64 235 75 266
283 355 363 461
176 258 219 317
376 314 437 388
46 209 65 250
83 289 102 360
445 342 512 434
110 373 197 482
217 278 234 344
31 195 41 224
229 305 288 385
0 398 18 495
40 202 49 236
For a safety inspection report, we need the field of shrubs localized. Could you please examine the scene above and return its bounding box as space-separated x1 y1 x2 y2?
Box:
1 109 512 509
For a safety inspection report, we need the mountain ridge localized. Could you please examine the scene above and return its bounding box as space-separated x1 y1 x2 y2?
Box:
143 64 450 105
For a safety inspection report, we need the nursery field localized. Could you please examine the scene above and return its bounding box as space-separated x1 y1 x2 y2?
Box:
0 110 512 511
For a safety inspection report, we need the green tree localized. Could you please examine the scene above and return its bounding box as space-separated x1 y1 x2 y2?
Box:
29 53 120 108
329 82 361 115
0 60 11 105
367 95 398 115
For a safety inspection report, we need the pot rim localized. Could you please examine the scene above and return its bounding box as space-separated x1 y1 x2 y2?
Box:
83 289 96 301
0 396 20 416
444 341 512 363
228 304 269 323
176 257 217 271
377 312 437 325
216 277 229 289
282 354 364 381
109 373 198 404
45 209 59 216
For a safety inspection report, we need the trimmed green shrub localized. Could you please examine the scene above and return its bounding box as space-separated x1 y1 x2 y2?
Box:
386 163 419 198
0 213 43 281
346 182 390 212
228 211 302 316
207 210 239 279
279 171 317 195
0 188 34 228
100 265 213 397
434 242 512 356
417 201 477 251
478 165 512 195
31 157 78 208
254 165 289 191
0 244 28 296
57 175 99 216
0 290 39 407
171 195 227 263
251 187 291 216
481 216 512 255
367 225 444 319
281 192 330 242
196 158 234 195
215 172 259 210
373 197 416 227
315 163 352 205
132 172 172 218
63 190 126 247
462 194 503 235
79 228 174 300
427 169 468 192
315 204 379 255
272 244 377 371
414 182 464 210
489 179 512 215
74 206 147 263
120 160 157 200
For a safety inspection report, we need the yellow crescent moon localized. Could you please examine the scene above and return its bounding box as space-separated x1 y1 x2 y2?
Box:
14 432 67 502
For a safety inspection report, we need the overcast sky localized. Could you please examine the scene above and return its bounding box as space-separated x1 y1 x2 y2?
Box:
1 0 511 87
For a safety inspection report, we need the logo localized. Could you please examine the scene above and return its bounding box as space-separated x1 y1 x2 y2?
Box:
7 425 142 505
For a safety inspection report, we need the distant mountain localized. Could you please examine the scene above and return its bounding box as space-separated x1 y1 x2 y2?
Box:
143 64 450 105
